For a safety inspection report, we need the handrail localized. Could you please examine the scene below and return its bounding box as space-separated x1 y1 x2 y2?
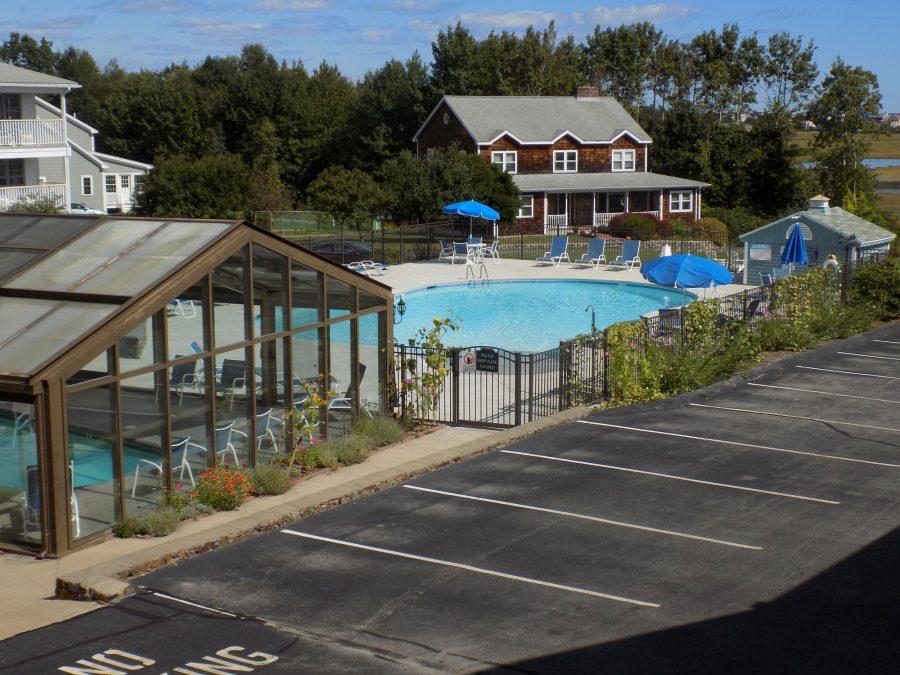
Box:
0 119 65 147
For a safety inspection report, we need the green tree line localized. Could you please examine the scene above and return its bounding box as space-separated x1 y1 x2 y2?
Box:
0 23 886 227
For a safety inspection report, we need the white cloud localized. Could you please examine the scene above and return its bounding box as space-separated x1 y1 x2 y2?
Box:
385 0 446 9
362 28 394 42
458 10 556 29
588 4 701 25
97 0 219 13
252 0 331 9
177 17 268 36
6 15 95 40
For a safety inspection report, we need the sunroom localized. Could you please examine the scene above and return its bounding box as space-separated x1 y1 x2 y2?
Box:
0 213 392 556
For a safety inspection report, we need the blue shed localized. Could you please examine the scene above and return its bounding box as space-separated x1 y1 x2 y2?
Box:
739 195 896 284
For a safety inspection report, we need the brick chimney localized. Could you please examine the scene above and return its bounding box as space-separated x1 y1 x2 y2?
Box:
576 85 600 101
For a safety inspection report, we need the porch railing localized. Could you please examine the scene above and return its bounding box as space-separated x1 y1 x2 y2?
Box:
0 183 66 209
546 213 567 227
0 119 65 148
594 210 660 227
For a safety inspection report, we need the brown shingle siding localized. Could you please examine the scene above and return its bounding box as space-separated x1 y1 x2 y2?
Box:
479 136 647 174
416 102 477 156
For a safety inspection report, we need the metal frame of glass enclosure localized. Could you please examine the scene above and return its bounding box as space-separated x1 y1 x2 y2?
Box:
0 214 392 556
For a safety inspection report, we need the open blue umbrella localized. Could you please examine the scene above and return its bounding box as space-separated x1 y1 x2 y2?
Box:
781 222 809 267
442 200 500 221
641 253 734 289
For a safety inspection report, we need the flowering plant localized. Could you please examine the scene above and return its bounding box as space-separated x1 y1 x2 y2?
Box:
192 464 251 510
399 315 458 420
283 377 333 468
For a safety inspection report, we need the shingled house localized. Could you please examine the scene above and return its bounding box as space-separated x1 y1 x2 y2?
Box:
413 87 708 233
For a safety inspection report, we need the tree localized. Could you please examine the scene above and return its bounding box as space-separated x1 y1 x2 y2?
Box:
808 57 883 201
762 33 818 113
745 112 815 215
56 47 102 119
306 166 379 233
582 22 661 115
0 32 57 74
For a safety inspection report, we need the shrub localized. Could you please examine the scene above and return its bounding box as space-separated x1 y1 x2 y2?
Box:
608 213 660 240
352 414 404 447
702 206 765 239
179 502 214 520
692 217 730 246
251 462 293 496
193 465 251 510
113 505 181 538
849 259 900 319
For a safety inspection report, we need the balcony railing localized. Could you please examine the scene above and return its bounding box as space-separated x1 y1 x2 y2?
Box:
0 183 66 210
594 210 660 226
0 119 65 148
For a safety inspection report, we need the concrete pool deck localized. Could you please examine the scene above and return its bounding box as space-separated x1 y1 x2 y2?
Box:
379 258 753 297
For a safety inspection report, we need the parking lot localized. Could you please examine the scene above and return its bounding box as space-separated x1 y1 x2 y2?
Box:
3 324 899 673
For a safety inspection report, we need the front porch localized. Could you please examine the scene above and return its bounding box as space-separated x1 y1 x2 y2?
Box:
543 191 664 233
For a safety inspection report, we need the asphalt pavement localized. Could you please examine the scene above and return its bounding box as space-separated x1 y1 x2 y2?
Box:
3 323 899 674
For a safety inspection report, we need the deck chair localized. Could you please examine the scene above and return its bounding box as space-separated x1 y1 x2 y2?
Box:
216 359 249 409
759 272 773 286
450 242 471 265
575 238 607 269
328 363 371 417
132 438 196 497
170 358 201 406
347 260 387 277
611 240 641 270
482 240 500 264
467 235 482 245
536 236 570 267
438 240 454 261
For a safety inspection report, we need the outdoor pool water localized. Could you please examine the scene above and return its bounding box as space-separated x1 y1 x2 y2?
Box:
395 280 692 352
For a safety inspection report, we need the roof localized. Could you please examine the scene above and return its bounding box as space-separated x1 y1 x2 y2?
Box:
94 152 153 171
414 95 652 145
0 62 80 89
739 206 897 246
35 96 99 134
513 172 709 192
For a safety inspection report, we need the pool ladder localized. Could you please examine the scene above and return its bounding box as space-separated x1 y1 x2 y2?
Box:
465 259 489 284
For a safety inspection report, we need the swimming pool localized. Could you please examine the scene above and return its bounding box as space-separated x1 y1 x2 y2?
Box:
395 280 692 352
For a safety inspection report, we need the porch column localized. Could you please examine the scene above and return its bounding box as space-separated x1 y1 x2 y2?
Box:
543 194 547 226
696 189 702 219
659 190 664 219
592 192 596 228
624 191 629 213
60 90 71 211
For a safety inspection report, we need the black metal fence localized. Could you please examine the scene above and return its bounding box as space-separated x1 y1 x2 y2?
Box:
392 257 881 428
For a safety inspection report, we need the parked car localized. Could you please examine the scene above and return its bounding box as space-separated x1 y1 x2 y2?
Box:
70 202 107 216
307 240 375 264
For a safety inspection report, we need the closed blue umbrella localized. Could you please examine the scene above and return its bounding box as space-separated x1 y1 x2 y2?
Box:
641 254 734 289
781 222 809 267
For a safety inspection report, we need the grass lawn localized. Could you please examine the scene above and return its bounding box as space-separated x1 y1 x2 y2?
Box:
791 130 900 160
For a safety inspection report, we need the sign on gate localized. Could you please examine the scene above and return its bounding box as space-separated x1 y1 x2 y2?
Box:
459 349 476 372
476 348 499 372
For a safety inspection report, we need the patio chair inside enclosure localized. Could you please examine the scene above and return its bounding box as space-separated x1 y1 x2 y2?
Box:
575 238 607 269
25 461 80 539
170 358 201 406
536 236 570 267
328 363 371 417
217 360 250 409
232 410 280 454
438 240 454 261
132 438 198 496
482 240 500 264
168 298 197 319
214 422 240 466
610 240 641 270
451 242 471 265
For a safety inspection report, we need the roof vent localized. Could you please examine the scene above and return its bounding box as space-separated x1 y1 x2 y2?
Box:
576 85 600 101
808 194 830 213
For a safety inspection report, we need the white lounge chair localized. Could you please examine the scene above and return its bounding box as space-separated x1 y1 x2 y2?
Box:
450 242 471 265
574 238 607 269
536 236 569 267
438 240 454 261
346 260 386 277
482 240 500 264
610 240 641 270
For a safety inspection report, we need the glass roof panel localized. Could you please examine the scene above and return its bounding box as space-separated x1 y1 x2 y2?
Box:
78 221 232 295
0 300 118 375
0 249 41 281
0 215 40 243
6 219 165 292
2 215 98 248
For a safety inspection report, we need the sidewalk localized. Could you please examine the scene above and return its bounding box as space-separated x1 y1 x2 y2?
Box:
0 411 589 641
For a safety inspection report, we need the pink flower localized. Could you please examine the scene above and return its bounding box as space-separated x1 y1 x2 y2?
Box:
405 377 414 384
176 483 184 491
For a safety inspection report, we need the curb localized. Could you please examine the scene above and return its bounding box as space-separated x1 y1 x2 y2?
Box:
56 406 594 602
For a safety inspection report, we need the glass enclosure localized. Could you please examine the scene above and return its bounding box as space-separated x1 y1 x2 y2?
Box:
0 399 39 547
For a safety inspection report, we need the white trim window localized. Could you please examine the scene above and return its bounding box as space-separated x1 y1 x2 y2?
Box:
491 151 517 174
553 150 577 173
134 174 146 196
120 174 130 189
669 190 693 213
518 195 534 219
104 175 117 193
81 175 93 196
611 149 635 172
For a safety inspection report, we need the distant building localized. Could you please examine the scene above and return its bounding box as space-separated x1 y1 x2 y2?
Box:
414 87 708 233
0 62 151 213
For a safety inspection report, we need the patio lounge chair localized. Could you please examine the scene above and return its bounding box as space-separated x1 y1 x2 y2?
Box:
772 266 789 279
536 236 570 267
132 438 197 496
216 359 249 409
232 410 280 454
575 238 607 269
347 260 387 277
610 240 641 270
482 240 500 264
170 358 201 406
438 240 454 261
451 242 471 265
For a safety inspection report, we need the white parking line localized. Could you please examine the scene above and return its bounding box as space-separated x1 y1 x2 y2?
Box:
690 403 900 434
747 382 900 405
500 450 839 504
838 351 900 362
280 529 660 607
575 419 900 468
873 339 900 346
796 365 900 380
403 484 762 550
151 592 238 618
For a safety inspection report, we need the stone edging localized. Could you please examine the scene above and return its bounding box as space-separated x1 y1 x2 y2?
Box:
56 406 593 603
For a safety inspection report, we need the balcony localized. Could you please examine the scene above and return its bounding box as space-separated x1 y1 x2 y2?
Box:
0 119 65 152
0 183 66 210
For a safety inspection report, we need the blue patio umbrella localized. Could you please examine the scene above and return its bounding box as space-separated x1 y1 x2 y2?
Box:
641 253 734 290
442 200 500 237
781 222 809 267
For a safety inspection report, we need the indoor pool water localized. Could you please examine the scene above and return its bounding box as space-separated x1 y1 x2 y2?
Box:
395 280 692 352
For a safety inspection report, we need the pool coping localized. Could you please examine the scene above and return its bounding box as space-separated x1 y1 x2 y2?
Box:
54 405 595 603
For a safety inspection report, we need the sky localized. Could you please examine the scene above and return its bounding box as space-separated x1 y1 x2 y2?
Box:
2 1 898 109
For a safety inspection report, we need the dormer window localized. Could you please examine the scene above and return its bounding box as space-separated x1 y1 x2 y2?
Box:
491 151 517 174
553 150 577 173
612 149 635 172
